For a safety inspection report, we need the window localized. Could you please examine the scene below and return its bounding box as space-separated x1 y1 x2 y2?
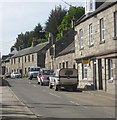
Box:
28 55 30 62
32 54 34 62
11 59 13 64
89 0 93 11
25 68 27 74
114 11 117 37
100 18 105 42
18 57 20 63
59 63 61 69
89 23 93 46
66 61 68 68
25 56 26 63
108 59 113 80
79 29 83 49
82 64 88 79
14 58 16 64
62 62 65 68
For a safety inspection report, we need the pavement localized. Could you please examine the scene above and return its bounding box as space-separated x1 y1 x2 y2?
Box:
0 78 38 120
0 78 116 120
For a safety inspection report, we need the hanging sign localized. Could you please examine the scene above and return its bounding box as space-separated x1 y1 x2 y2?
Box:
82 59 90 64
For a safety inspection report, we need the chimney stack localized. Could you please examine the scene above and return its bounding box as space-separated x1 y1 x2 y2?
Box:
32 37 38 47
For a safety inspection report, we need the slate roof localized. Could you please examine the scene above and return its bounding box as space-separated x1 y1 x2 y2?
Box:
57 41 75 57
75 1 117 26
55 28 77 57
12 42 49 58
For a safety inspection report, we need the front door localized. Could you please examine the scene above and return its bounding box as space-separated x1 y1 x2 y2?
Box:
98 59 103 90
93 60 97 90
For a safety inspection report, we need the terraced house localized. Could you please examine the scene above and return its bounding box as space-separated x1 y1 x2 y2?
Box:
74 1 117 94
6 41 50 77
45 29 76 70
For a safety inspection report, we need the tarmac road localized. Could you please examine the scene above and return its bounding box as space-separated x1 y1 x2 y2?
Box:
1 78 116 120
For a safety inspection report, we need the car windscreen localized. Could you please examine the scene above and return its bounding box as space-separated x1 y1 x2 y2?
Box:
43 70 51 75
14 72 20 74
30 68 40 71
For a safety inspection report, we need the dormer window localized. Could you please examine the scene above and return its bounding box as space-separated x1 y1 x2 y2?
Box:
85 0 95 14
89 0 93 11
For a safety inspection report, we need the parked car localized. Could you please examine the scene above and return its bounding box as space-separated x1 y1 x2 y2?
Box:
11 72 22 78
49 68 78 91
37 68 53 86
28 66 41 80
5 72 11 78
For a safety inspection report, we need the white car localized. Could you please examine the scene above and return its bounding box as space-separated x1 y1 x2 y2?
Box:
28 67 40 80
49 68 78 91
11 72 22 78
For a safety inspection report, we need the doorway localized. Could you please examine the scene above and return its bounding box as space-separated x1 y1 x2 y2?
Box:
98 59 103 90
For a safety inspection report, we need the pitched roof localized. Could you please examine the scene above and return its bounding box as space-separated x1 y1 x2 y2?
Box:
12 42 49 58
75 1 117 26
57 41 75 56
55 29 76 57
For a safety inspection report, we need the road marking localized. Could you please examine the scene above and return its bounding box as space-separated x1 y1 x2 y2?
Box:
49 93 61 98
70 101 80 105
70 101 88 108
33 85 36 87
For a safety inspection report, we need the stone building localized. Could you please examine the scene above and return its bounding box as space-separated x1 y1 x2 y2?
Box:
4 42 50 77
45 29 76 70
74 1 117 94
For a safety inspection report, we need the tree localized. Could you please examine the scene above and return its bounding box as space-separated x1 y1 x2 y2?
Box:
13 23 46 50
33 23 45 39
56 6 85 40
44 5 67 40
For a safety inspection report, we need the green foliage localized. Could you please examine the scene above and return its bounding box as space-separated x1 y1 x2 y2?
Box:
11 5 85 51
56 6 85 40
13 23 46 50
44 5 67 40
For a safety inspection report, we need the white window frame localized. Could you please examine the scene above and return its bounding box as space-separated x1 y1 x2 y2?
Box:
82 64 88 79
100 18 105 42
79 29 83 49
89 23 93 46
114 11 117 37
108 59 113 80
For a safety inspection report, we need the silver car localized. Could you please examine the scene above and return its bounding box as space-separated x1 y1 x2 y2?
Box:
49 68 78 91
11 72 21 78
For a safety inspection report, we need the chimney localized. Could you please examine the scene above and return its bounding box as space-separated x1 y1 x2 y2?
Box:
32 37 38 47
71 16 76 29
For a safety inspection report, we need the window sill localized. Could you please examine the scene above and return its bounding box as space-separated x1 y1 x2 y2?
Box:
83 78 88 80
89 44 94 48
108 79 113 83
79 47 84 50
99 40 105 44
113 36 117 40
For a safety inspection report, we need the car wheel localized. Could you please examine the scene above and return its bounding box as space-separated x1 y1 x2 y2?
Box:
72 85 77 91
40 81 43 86
55 85 58 91
49 83 53 89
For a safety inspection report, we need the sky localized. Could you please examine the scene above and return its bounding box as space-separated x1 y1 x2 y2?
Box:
0 0 85 56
